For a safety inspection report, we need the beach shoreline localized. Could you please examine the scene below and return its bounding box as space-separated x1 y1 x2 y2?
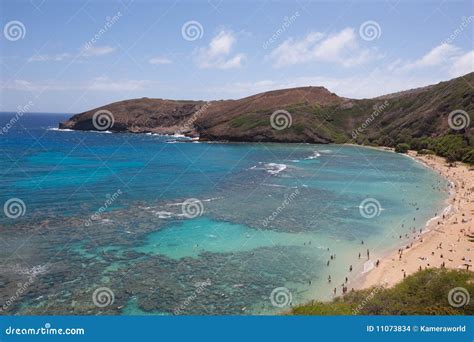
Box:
356 149 473 290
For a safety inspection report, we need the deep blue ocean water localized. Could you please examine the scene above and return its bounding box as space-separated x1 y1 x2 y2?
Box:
0 113 450 315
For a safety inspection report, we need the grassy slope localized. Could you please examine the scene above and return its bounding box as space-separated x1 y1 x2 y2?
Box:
345 73 474 163
309 73 473 163
291 269 474 315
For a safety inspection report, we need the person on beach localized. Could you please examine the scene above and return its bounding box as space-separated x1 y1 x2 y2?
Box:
367 249 370 259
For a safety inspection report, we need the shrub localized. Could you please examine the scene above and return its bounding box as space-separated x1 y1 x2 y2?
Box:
405 134 473 164
461 149 474 164
395 143 410 153
291 269 474 316
418 149 435 155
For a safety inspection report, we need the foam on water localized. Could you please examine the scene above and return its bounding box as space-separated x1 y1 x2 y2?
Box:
305 151 321 160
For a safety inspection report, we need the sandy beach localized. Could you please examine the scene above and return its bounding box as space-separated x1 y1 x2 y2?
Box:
359 150 473 289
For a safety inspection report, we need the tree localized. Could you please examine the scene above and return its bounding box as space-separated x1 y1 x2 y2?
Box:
446 153 457 164
395 143 410 153
461 149 474 165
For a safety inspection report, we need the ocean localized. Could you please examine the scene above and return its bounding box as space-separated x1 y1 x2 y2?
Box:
0 112 450 315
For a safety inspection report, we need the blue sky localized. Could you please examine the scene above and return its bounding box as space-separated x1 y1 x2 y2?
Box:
0 0 473 113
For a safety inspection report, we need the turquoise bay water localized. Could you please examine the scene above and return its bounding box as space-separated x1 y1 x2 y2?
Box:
0 113 450 315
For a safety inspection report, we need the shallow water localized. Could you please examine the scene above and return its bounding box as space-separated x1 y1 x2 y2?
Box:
0 113 450 315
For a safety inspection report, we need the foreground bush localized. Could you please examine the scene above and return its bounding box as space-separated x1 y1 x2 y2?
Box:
292 269 474 315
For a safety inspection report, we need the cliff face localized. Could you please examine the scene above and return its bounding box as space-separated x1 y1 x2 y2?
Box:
59 98 204 134
60 73 473 146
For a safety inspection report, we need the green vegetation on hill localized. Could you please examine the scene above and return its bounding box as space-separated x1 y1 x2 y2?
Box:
281 74 473 163
291 269 474 315
410 134 474 164
346 73 473 164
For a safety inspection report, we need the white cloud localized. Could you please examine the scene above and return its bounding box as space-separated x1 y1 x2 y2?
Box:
149 56 172 65
208 31 234 57
80 45 116 57
313 29 355 61
28 45 116 63
88 77 152 91
268 28 379 68
28 53 72 62
2 77 153 93
404 43 460 69
449 50 474 77
195 31 246 69
215 54 246 69
268 32 323 67
396 43 473 78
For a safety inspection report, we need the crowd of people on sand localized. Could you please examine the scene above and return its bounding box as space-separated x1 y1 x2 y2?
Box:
322 155 473 298
399 159 471 270
389 156 473 280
